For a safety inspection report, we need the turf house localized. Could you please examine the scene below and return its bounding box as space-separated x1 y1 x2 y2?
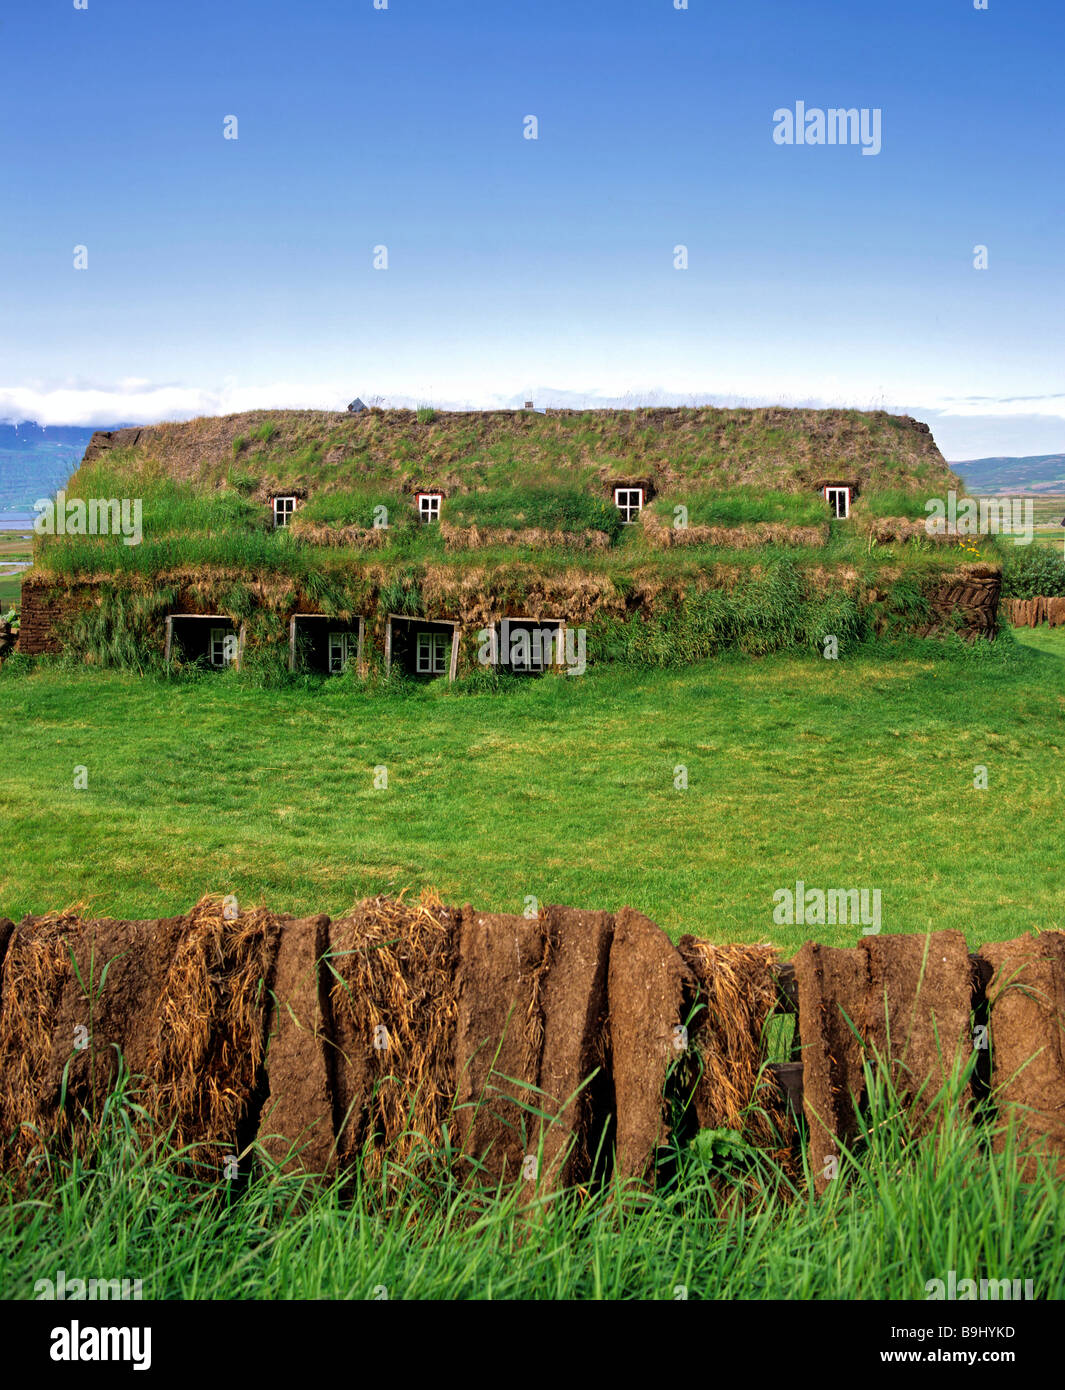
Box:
15 405 1004 678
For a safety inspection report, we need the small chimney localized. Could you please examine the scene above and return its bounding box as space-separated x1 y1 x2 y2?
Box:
524 400 533 410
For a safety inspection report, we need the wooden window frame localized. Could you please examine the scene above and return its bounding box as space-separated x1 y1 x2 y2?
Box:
417 492 442 524
494 617 566 673
416 630 450 674
273 495 298 528
328 631 354 674
614 486 644 524
210 626 237 667
824 485 851 519
385 615 458 681
287 614 365 675
164 615 244 669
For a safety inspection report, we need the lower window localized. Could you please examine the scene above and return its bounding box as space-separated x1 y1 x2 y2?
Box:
416 631 450 674
328 632 354 673
210 628 236 666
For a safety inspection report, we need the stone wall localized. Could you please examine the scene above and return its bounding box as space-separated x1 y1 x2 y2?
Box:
14 581 69 655
920 569 1001 639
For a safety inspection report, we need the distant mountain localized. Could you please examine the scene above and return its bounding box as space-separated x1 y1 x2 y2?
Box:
0 422 111 527
950 453 1065 493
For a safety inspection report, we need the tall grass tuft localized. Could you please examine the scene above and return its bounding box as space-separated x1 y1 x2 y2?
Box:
999 545 1065 598
592 563 866 666
60 585 177 673
445 486 623 539
854 488 937 520
652 488 830 528
2 1051 1064 1299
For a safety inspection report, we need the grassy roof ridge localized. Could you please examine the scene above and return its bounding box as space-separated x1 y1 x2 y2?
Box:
78 405 959 500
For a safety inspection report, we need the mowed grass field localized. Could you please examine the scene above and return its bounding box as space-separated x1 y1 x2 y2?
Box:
2 628 1063 954
3 629 1065 1303
1022 493 1065 550
0 534 31 608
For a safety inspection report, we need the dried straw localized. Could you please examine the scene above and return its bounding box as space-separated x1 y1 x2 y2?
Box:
148 895 280 1168
0 908 86 1170
328 889 459 1176
678 936 796 1170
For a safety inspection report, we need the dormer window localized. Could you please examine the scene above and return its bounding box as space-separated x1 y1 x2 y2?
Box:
417 492 442 524
210 627 238 667
614 487 644 524
273 495 297 528
823 485 851 519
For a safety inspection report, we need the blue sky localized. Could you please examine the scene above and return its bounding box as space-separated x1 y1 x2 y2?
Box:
1 0 1062 457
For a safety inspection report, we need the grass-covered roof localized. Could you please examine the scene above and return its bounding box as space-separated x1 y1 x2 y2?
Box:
80 404 959 499
29 404 980 585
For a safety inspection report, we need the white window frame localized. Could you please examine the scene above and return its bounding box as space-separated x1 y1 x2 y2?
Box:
273 495 297 528
166 615 243 668
496 618 564 673
385 615 457 681
416 630 450 674
328 631 354 674
289 615 364 674
823 486 851 519
614 486 644 524
418 492 442 524
210 627 237 667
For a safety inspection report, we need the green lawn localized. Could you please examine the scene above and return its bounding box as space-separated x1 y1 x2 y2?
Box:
1029 493 1065 547
0 534 31 607
3 628 1063 955
3 1067 1063 1300
3 629 1065 1301
0 535 32 560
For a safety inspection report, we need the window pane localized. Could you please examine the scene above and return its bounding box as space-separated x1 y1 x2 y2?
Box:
825 488 848 518
615 488 642 523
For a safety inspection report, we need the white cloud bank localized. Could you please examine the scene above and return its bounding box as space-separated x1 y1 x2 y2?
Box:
1 380 1062 458
0 380 351 428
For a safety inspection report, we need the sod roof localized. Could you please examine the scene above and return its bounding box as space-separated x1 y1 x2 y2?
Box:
78 405 959 500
